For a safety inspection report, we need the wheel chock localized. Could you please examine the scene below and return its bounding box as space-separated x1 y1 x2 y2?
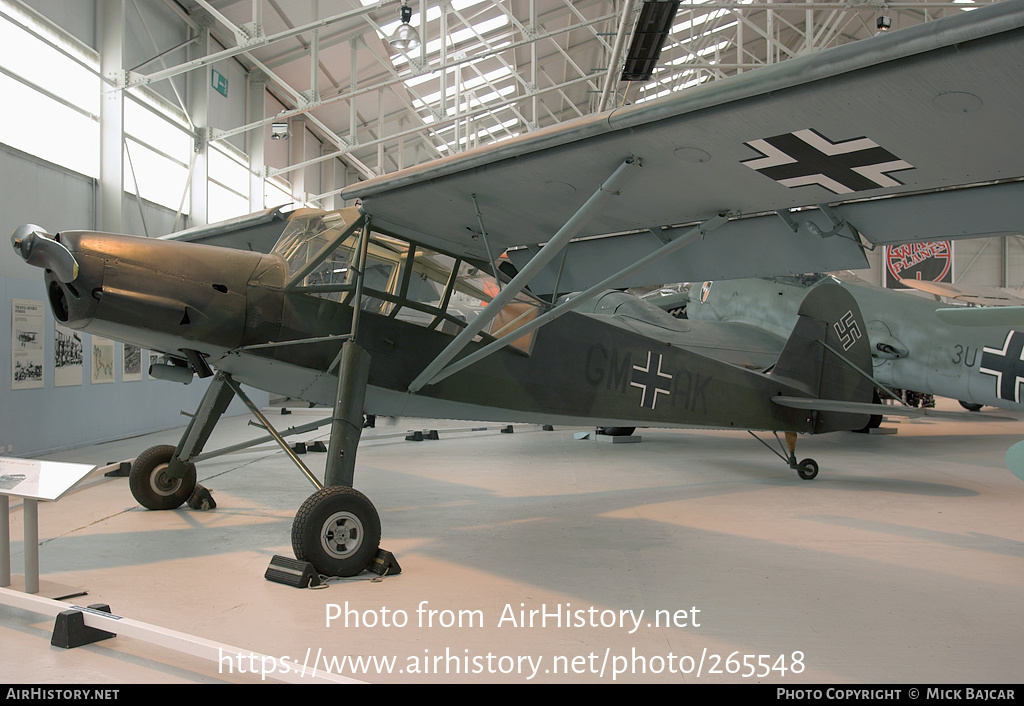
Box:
309 441 327 452
368 549 401 577
291 441 307 454
500 425 514 434
103 461 131 477
405 431 424 441
187 484 216 511
51 604 116 649
264 555 322 588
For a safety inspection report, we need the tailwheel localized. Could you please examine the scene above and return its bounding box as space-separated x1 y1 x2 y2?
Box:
129 445 197 510
748 430 821 480
795 458 819 480
784 431 818 480
292 486 381 577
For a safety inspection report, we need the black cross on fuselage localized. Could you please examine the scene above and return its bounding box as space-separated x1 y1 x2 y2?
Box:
630 351 672 409
980 330 1024 403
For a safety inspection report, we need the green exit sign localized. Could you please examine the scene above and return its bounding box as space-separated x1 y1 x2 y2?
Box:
211 69 228 98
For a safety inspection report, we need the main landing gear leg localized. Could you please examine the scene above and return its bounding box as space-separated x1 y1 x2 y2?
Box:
748 430 819 481
127 355 382 577
292 341 381 577
129 372 235 510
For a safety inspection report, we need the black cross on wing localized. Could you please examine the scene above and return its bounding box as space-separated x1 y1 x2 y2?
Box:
741 129 914 194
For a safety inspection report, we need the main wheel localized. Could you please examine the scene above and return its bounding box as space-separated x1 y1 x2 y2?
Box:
855 390 884 433
796 458 819 481
129 444 197 510
292 486 381 577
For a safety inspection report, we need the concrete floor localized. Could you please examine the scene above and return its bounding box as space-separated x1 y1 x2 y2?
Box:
1 399 1023 684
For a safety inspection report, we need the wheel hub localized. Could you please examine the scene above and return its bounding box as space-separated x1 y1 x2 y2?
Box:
321 511 363 559
150 463 181 496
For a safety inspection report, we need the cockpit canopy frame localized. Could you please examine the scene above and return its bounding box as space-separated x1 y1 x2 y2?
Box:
273 207 546 353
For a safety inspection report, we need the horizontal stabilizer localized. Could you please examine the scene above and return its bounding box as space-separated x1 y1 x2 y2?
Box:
772 396 1017 422
935 306 1024 327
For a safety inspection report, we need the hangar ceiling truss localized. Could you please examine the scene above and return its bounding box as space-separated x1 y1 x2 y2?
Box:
122 0 1002 202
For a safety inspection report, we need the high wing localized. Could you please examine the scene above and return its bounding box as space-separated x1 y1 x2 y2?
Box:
900 279 1024 306
935 305 1024 326
159 206 292 251
343 1 1024 296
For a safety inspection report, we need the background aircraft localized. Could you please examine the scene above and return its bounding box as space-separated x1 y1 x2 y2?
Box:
681 276 1024 415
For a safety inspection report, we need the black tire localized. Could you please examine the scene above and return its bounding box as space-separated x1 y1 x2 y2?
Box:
959 401 984 412
129 444 197 510
796 458 819 481
292 486 381 577
854 390 884 433
597 426 636 437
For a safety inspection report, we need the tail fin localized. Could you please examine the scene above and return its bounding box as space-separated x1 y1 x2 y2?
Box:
770 282 874 433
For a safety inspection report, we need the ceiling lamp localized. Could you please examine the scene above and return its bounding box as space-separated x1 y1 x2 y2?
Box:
390 1 421 51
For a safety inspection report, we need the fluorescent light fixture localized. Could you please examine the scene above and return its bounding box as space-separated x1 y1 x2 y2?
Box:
622 1 682 82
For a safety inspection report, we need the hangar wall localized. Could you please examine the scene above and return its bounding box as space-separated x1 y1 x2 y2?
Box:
0 0 273 458
858 235 1024 290
0 143 268 458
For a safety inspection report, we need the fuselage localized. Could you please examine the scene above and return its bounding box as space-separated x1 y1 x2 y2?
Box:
21 210 874 435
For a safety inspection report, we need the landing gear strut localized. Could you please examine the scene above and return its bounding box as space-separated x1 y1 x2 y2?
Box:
291 340 378 577
128 370 235 510
128 341 382 577
748 430 819 480
784 431 819 480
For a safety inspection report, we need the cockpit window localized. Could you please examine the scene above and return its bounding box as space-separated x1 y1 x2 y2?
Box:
273 209 544 353
273 208 361 283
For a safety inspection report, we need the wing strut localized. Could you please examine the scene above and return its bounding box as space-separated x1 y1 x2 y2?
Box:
471 193 502 287
419 214 728 389
815 338 906 407
407 156 642 393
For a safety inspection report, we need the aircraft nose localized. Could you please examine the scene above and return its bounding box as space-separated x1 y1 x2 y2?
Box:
11 225 80 283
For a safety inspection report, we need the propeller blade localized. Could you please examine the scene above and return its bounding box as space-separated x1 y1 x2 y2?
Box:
11 225 80 283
